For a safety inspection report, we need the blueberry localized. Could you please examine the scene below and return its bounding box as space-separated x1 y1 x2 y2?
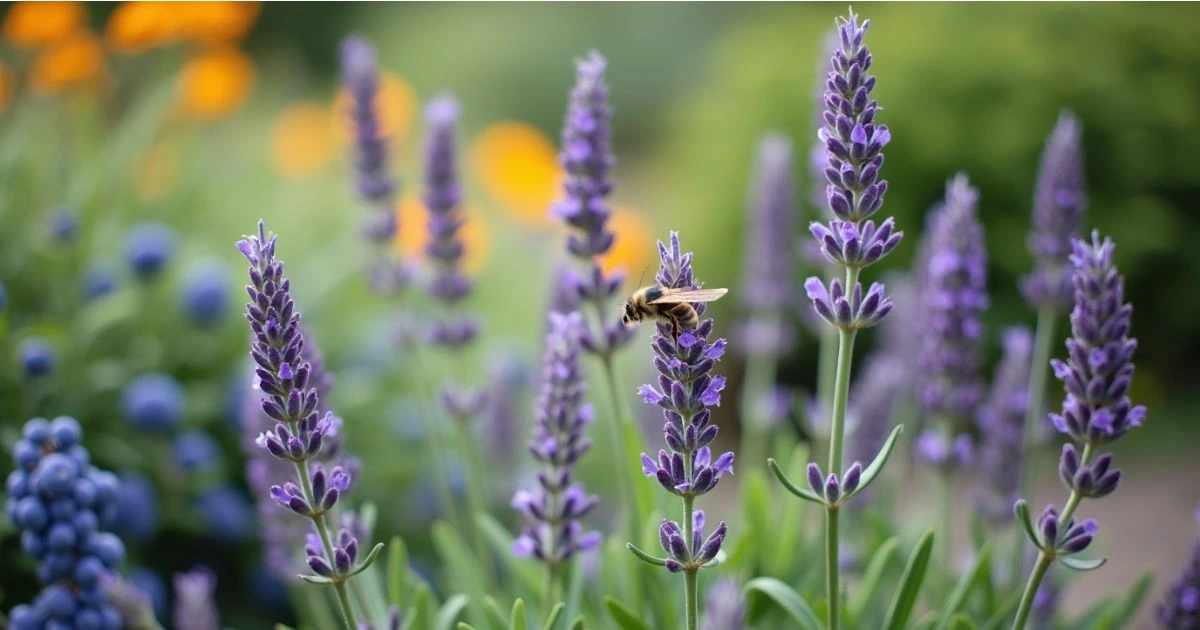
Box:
14 440 42 470
15 496 49 530
7 470 29 496
9 604 44 630
50 498 77 520
47 522 77 550
182 260 230 326
91 470 119 504
34 454 79 498
122 373 185 430
173 430 222 470
21 530 46 557
99 605 123 630
125 222 177 279
73 509 99 538
74 476 97 506
42 551 75 581
49 416 82 447
19 337 56 378
22 418 52 445
36 584 77 619
75 606 105 630
111 472 157 540
88 532 125 568
197 484 253 543
66 444 91 468
73 555 106 588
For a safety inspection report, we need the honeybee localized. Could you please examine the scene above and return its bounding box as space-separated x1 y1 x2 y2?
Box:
621 286 729 339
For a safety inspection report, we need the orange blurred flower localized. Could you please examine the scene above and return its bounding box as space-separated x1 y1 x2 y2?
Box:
105 2 179 53
133 142 181 201
29 33 106 95
0 63 12 113
599 206 655 278
269 101 336 178
176 2 260 44
471 121 562 226
395 195 491 273
177 46 254 119
332 72 416 145
4 2 86 48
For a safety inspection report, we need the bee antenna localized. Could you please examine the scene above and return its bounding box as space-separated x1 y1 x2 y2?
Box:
636 266 650 288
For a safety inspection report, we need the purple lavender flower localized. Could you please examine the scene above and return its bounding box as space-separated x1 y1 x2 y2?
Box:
636 233 732 567
237 221 376 614
1158 506 1200 629
703 576 745 630
552 51 631 356
341 35 396 237
913 174 988 469
512 311 600 566
172 567 219 630
1021 111 1086 310
740 133 797 355
807 29 837 216
976 327 1034 522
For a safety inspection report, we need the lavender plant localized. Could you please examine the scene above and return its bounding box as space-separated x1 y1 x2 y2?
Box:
5 417 125 630
172 567 220 630
628 232 732 630
1011 232 1144 629
511 310 600 600
237 221 383 629
738 133 798 471
976 327 1034 524
341 37 400 261
769 11 904 629
1159 506 1200 629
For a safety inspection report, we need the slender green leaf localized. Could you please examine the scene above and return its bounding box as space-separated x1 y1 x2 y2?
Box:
563 555 585 627
622 422 654 528
849 424 904 500
1013 500 1041 550
346 542 386 578
1094 572 1153 629
849 535 900 619
604 597 650 630
477 512 544 600
568 616 586 630
388 536 411 608
1059 555 1107 572
483 596 509 630
626 542 667 566
457 625 478 630
767 457 825 504
402 582 432 630
936 543 992 630
297 574 333 585
543 602 565 630
948 613 977 630
883 529 935 630
743 577 822 630
436 595 471 630
980 589 1022 630
433 523 488 625
510 599 527 630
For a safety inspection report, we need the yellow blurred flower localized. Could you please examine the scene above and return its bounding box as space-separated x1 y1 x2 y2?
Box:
176 2 260 44
471 121 562 226
105 2 179 53
3 1 86 48
0 63 12 113
395 195 491 274
332 71 417 145
29 33 106 95
177 46 254 119
133 142 181 201
269 101 336 178
599 207 655 278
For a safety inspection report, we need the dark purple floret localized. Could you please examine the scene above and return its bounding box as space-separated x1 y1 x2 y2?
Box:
913 174 988 468
512 311 600 565
340 36 396 219
551 51 632 356
1048 231 1144 446
1158 507 1200 629
172 567 219 630
1021 111 1086 311
976 327 1034 522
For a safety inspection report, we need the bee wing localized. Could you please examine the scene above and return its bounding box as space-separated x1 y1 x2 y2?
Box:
648 288 729 304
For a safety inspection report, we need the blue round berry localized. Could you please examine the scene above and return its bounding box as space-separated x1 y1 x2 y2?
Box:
75 606 104 630
122 373 185 430
48 207 77 243
9 604 44 630
131 567 167 622
111 473 157 540
73 509 99 538
65 444 91 468
181 260 230 326
42 550 75 581
23 418 52 445
99 605 122 630
74 476 97 506
82 266 118 302
173 430 222 470
37 583 77 619
47 620 74 630
49 498 77 520
21 530 46 557
15 496 49 530
19 337 56 378
33 453 80 498
73 555 106 588
197 484 253 543
88 532 126 568
125 222 177 279
91 470 119 505
8 470 30 496
49 416 82 448
13 440 41 470
47 522 77 550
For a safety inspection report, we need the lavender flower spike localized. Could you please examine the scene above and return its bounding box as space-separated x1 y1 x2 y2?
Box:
1022 111 1086 310
512 311 600 568
341 35 397 239
740 133 798 355
976 327 1034 522
629 232 732 628
172 567 220 630
1157 505 1200 629
913 173 988 470
552 51 632 356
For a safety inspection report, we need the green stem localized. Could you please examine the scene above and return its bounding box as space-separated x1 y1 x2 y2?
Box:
452 415 495 582
738 344 779 477
1011 442 1092 630
406 342 462 531
598 354 638 535
816 326 839 453
1012 306 1058 584
826 507 840 630
296 459 356 630
682 494 698 630
824 266 860 630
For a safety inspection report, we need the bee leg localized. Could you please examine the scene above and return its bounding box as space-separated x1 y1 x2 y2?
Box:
671 318 680 343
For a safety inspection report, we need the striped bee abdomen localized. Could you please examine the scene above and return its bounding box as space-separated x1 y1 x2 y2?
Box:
665 302 699 331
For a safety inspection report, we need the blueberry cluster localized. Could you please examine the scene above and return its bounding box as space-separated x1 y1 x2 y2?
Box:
5 416 126 630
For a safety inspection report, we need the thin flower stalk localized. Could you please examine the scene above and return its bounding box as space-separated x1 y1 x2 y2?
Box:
1011 232 1144 629
630 233 733 630
237 221 384 630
